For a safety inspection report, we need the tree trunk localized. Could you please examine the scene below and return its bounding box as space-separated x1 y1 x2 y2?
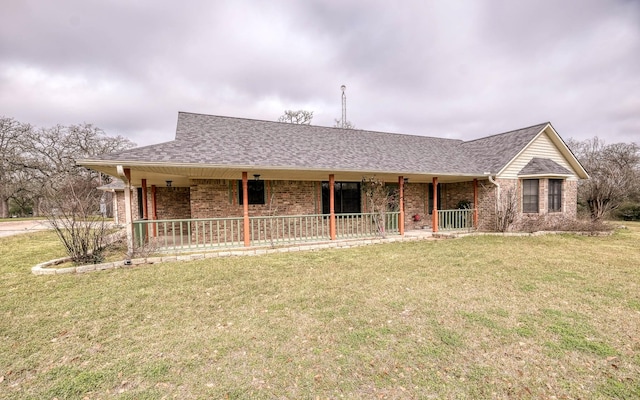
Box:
32 197 39 217
0 197 8 218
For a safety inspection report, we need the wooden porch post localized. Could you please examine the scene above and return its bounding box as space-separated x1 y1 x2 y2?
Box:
242 172 250 247
141 179 148 219
398 176 405 236
329 174 336 240
141 179 148 240
432 177 439 233
122 168 134 254
473 178 479 228
151 185 157 237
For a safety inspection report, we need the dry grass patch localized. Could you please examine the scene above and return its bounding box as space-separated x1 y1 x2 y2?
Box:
1 225 639 398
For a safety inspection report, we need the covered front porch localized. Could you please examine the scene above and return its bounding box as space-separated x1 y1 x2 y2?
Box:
132 208 476 251
106 165 487 254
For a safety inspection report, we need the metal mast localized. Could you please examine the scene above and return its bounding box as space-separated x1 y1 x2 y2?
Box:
340 85 346 128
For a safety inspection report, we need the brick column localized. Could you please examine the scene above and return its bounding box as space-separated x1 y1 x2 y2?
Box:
242 172 250 247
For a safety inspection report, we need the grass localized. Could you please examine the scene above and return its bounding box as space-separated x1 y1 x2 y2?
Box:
1 224 639 398
0 217 46 221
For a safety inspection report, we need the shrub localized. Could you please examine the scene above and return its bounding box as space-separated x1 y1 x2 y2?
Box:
42 178 108 264
614 203 640 221
519 215 614 233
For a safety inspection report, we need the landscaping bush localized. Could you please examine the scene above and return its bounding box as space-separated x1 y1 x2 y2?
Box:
518 215 614 233
614 202 640 221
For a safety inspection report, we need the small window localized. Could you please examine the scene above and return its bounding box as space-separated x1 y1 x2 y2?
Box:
548 179 563 212
522 179 539 213
322 181 361 214
238 180 265 205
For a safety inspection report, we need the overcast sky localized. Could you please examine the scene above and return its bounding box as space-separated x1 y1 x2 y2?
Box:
1 0 639 147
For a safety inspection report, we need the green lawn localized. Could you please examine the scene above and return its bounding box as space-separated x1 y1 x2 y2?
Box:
1 225 639 399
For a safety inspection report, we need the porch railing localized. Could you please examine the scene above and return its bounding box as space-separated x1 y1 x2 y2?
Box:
134 217 245 250
335 212 400 239
437 209 475 231
133 211 400 250
249 214 329 245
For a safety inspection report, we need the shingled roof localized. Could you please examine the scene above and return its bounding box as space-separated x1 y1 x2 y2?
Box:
518 158 573 176
459 123 548 173
85 112 555 177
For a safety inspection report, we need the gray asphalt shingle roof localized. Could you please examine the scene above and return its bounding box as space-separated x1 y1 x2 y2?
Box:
89 112 550 175
518 158 573 176
459 123 548 173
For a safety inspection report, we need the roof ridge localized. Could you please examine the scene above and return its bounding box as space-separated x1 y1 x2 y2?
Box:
177 111 462 142
462 122 549 144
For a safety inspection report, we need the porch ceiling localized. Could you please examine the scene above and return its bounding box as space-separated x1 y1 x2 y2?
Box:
86 163 485 187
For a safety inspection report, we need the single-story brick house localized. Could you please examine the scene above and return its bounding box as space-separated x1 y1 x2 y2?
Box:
81 112 588 252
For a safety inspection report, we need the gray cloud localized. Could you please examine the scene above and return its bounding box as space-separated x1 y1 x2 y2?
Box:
1 0 638 146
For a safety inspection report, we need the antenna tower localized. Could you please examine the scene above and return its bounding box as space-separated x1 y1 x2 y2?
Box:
340 85 346 128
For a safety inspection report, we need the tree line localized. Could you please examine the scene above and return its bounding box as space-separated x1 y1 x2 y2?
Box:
567 137 640 221
0 116 136 218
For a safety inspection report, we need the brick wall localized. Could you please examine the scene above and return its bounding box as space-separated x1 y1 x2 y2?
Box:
113 188 139 225
261 180 319 215
155 187 191 219
190 180 234 218
477 178 499 231
477 178 580 232
113 191 123 225
403 183 428 230
564 180 578 219
189 179 319 218
402 181 480 230
116 177 579 235
186 179 319 243
441 181 475 210
514 178 579 229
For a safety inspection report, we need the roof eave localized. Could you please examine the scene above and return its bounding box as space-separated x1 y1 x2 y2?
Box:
517 173 574 178
495 123 550 176
78 159 490 182
496 123 590 180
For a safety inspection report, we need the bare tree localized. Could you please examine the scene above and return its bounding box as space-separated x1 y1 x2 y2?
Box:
42 177 108 264
568 137 640 220
496 187 518 232
278 110 314 125
361 177 399 238
0 117 31 217
1 117 136 260
333 118 355 129
23 123 135 215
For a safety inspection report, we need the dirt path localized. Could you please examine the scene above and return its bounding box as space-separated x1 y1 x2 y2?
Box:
0 220 52 238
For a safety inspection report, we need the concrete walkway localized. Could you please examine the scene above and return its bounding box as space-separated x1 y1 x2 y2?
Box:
0 220 51 238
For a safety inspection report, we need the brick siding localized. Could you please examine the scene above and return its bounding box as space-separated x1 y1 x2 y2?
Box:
189 179 319 218
114 177 579 234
